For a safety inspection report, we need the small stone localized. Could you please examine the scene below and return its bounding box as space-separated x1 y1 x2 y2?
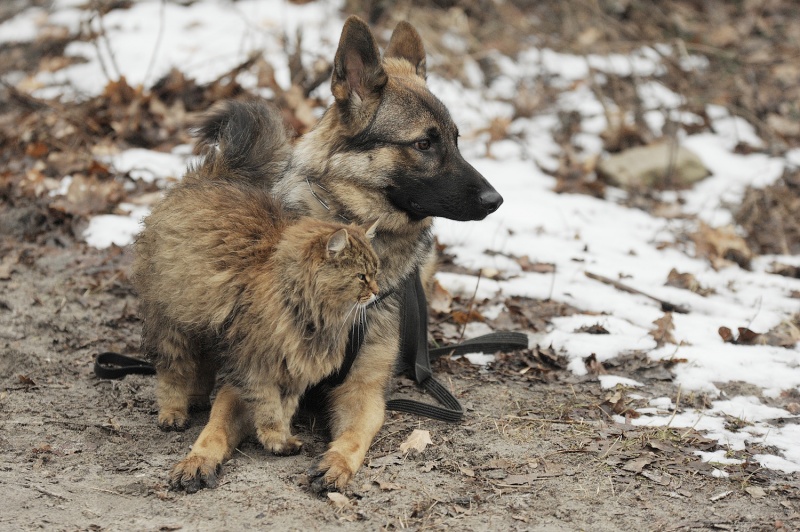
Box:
745 486 766 499
597 143 709 190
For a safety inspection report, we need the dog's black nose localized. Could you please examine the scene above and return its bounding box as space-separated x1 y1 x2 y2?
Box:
479 189 503 214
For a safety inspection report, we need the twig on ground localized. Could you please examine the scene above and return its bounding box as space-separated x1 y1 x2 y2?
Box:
87 487 130 498
666 385 682 428
504 415 587 425
33 486 70 501
235 447 256 461
456 270 483 345
584 271 690 313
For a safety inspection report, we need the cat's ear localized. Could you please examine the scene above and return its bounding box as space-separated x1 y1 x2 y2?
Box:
364 217 381 240
327 228 349 256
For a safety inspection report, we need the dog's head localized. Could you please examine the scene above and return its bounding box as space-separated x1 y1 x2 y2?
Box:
327 17 503 222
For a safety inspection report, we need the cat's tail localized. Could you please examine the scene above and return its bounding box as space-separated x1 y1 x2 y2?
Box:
190 99 291 186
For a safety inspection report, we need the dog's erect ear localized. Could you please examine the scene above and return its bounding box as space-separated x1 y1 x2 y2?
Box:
385 21 426 78
332 16 387 106
327 228 349 257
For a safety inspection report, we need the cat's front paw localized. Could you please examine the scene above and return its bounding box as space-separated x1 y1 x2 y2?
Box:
169 456 221 493
307 450 354 493
256 428 303 456
158 409 190 431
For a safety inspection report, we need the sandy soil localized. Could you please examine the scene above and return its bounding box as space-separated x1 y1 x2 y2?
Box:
1 227 798 531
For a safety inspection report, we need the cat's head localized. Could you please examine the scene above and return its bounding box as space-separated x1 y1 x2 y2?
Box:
323 226 380 306
289 219 379 307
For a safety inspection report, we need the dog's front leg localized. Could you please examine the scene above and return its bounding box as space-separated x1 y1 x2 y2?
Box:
309 320 398 492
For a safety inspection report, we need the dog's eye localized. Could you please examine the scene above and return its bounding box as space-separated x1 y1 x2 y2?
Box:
415 139 431 151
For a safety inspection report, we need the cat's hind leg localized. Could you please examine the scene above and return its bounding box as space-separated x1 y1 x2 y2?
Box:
170 384 252 492
149 324 212 431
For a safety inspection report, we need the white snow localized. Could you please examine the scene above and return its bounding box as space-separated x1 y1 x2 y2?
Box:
598 375 645 389
83 204 149 249
107 147 191 183
6 0 798 474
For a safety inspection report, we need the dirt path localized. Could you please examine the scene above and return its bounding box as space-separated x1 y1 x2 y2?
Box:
1 231 797 531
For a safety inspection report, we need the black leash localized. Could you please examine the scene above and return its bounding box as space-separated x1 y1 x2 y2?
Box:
94 351 156 379
385 271 528 422
93 275 527 423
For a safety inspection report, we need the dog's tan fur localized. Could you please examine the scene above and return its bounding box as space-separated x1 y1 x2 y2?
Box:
137 16 502 493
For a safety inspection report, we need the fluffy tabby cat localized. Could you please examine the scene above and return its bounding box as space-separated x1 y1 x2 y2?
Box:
132 181 380 455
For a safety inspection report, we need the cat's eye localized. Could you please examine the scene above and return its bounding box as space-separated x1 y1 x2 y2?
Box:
415 139 431 151
357 273 367 281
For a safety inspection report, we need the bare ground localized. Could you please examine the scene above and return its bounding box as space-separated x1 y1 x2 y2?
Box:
1 230 798 531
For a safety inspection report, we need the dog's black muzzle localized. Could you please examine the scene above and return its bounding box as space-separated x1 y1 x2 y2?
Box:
479 188 503 216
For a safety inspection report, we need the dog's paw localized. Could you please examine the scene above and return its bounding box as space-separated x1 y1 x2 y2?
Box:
169 456 221 493
256 427 303 456
307 450 354 494
157 410 190 432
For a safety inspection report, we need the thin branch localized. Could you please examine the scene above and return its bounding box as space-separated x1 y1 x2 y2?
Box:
92 0 121 80
584 271 689 314
144 0 167 88
456 270 483 346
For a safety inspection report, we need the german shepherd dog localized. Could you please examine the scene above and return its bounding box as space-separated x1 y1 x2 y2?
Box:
159 16 502 493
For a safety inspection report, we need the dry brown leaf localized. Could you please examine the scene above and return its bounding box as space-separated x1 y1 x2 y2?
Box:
451 309 485 325
399 429 432 454
665 268 714 296
651 312 676 347
744 486 766 499
769 262 800 279
459 466 476 477
429 279 453 314
719 326 735 343
513 255 556 274
576 323 609 334
50 174 124 217
327 492 351 509
735 172 800 256
640 469 671 486
584 353 607 375
647 440 678 453
374 479 402 491
622 456 653 473
762 317 800 348
719 319 799 348
603 389 640 418
719 326 761 345
18 374 37 386
553 151 606 198
689 222 752 270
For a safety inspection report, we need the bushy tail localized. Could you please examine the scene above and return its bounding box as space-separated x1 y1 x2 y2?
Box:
190 99 291 187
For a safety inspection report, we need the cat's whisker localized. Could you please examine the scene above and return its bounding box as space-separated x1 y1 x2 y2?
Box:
355 305 362 349
335 302 359 347
356 303 366 348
